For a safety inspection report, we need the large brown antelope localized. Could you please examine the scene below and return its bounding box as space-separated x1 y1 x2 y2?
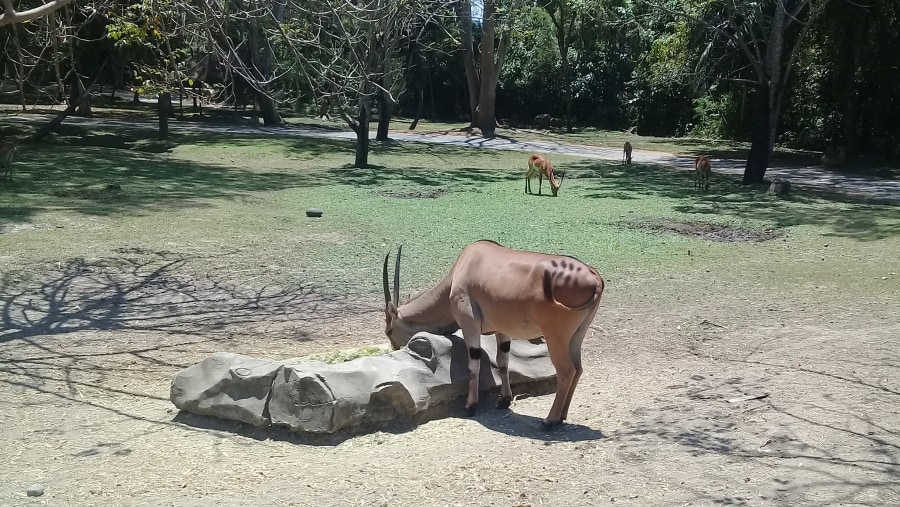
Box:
622 142 633 165
383 240 606 429
0 141 15 181
525 153 565 196
694 155 711 191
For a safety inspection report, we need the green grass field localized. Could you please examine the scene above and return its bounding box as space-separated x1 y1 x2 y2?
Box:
2 123 897 306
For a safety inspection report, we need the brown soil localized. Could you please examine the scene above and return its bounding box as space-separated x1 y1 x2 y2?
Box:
631 220 782 243
1 258 898 506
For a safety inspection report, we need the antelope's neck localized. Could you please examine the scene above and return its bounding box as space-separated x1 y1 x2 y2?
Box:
398 275 456 328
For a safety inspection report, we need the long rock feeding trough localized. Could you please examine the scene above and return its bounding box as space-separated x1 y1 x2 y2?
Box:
170 332 557 434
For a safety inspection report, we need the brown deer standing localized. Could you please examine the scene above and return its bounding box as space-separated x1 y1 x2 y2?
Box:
525 154 565 196
0 141 16 181
623 142 633 165
383 241 605 429
694 155 711 191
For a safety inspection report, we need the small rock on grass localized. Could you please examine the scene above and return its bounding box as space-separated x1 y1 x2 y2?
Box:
26 484 45 497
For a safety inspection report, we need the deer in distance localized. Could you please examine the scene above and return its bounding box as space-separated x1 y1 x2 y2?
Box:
525 153 565 197
622 142 633 165
694 155 712 191
383 240 606 429
0 141 16 181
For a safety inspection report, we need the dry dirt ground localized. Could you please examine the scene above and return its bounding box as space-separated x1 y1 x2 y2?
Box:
1 253 898 506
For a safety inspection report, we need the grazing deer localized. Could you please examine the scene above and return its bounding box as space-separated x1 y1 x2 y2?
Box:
0 141 15 181
694 155 711 191
383 240 605 429
525 153 565 197
623 142 633 165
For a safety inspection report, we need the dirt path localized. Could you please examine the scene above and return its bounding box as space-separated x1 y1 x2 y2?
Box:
6 114 900 204
1 253 898 506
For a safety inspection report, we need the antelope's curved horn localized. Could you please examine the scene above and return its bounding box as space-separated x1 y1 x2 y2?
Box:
383 251 392 306
557 171 566 188
393 245 402 306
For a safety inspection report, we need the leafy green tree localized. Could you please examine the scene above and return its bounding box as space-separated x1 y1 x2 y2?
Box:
648 0 831 183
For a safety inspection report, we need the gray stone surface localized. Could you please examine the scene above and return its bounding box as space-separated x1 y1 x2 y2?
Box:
768 178 792 196
170 332 556 434
26 484 45 497
169 352 282 426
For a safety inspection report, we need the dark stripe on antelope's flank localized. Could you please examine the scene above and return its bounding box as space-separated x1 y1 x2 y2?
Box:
468 347 482 360
543 269 554 302
499 341 511 353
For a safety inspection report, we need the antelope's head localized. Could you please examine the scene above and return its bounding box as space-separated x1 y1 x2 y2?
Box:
550 170 566 196
383 246 414 350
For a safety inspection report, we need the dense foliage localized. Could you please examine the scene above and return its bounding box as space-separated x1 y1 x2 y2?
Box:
1 0 897 161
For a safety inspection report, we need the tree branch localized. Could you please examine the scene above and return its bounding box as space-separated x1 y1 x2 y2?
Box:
0 0 76 28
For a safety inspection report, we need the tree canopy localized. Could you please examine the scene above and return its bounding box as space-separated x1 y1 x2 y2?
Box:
2 0 897 171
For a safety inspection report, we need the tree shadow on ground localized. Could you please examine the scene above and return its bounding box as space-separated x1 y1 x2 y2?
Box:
0 250 377 442
567 160 900 241
0 130 519 223
611 364 900 505
0 250 350 345
0 143 314 221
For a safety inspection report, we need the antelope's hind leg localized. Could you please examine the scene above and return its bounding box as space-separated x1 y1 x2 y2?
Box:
495 333 512 409
560 304 601 421
540 330 579 429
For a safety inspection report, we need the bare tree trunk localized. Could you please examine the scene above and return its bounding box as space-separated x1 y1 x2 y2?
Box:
247 0 286 126
428 67 436 121
547 4 573 132
159 92 173 139
461 0 511 138
743 1 789 184
456 0 480 125
51 13 66 103
354 96 371 167
11 23 27 111
69 72 92 117
410 89 424 130
477 0 499 137
743 85 771 184
376 86 394 140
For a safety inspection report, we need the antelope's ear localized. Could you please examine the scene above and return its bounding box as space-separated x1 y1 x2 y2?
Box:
386 302 399 319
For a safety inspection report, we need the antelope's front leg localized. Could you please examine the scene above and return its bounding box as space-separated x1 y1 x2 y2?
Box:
461 325 483 416
495 333 512 409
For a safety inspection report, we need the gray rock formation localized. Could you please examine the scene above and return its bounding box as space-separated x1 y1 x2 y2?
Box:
170 332 556 434
767 178 792 196
169 353 282 427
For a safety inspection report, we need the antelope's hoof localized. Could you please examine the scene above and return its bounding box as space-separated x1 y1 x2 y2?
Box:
465 403 477 417
540 419 564 431
496 396 511 410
